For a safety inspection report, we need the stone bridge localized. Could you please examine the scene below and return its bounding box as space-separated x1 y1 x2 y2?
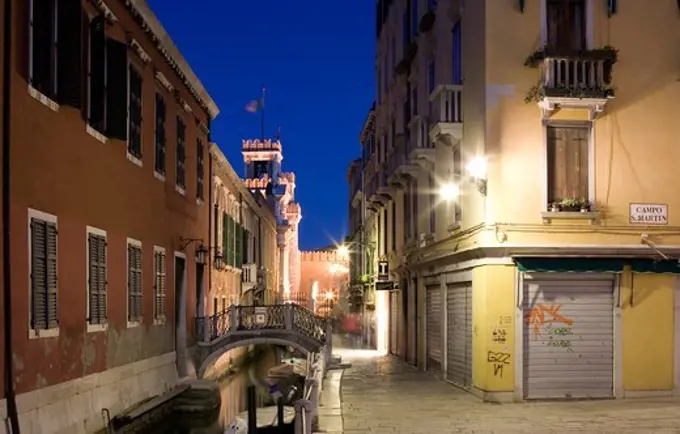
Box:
192 303 332 378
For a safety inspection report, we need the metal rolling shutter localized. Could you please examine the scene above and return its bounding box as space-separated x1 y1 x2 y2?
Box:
446 283 472 387
390 291 398 355
523 275 614 399
426 285 442 371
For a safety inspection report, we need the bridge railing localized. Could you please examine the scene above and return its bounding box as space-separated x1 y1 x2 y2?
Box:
195 303 330 345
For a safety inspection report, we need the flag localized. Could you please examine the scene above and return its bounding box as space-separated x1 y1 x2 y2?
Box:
245 99 262 113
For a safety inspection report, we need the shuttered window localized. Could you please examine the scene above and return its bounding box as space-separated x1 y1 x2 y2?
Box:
176 117 186 189
127 243 143 322
29 0 57 99
235 223 243 268
547 125 589 203
87 233 107 325
222 212 228 259
196 139 204 200
546 0 586 51
30 217 58 330
154 249 166 321
154 93 166 175
88 15 107 133
242 229 250 264
106 39 128 140
128 66 143 158
226 215 235 267
57 0 83 107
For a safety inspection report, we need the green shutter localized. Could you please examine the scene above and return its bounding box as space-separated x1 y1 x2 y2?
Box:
235 224 242 268
243 230 249 265
227 215 235 267
222 212 228 258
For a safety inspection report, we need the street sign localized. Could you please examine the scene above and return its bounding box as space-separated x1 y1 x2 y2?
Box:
375 281 394 291
378 260 389 281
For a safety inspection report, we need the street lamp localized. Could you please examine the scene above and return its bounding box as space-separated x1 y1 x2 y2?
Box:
467 155 488 196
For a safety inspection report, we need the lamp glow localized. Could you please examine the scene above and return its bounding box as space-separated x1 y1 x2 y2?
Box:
467 156 488 179
337 244 350 259
439 183 460 201
325 291 334 300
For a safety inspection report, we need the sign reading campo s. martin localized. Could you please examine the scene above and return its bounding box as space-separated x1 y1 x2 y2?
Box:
629 203 668 225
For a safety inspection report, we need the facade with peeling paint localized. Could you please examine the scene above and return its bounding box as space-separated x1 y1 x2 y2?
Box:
0 0 218 432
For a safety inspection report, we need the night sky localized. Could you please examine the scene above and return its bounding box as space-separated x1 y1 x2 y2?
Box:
147 0 375 250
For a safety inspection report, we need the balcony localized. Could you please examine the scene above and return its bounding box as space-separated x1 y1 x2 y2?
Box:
241 263 257 292
429 84 463 146
525 47 617 120
407 115 434 168
386 134 418 190
374 170 392 205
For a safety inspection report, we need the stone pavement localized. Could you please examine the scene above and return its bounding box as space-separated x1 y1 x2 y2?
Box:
322 348 680 434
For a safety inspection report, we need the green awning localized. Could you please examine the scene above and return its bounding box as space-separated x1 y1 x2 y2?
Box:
630 259 680 274
515 257 626 273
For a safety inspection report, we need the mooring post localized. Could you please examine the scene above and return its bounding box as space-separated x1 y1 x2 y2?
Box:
247 385 257 434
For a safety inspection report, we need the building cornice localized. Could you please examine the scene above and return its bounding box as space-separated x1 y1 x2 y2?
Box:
124 0 219 119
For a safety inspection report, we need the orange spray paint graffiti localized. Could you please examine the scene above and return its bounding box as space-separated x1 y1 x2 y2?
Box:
525 304 573 340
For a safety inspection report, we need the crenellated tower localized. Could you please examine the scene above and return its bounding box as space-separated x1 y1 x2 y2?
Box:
242 139 302 301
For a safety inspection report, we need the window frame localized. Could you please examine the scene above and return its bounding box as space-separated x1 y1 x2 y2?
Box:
27 208 59 339
127 62 144 166
86 14 108 139
153 246 167 324
126 238 143 327
543 120 594 210
154 91 167 180
86 225 108 332
196 138 205 201
175 116 187 194
28 0 58 102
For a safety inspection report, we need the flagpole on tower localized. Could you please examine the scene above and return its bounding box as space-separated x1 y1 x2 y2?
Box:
260 84 266 142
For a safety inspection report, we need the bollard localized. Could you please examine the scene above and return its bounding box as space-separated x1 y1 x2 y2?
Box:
294 399 313 434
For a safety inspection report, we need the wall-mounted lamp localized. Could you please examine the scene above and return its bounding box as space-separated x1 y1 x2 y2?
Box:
439 182 460 201
179 237 222 269
195 244 209 265
466 156 488 197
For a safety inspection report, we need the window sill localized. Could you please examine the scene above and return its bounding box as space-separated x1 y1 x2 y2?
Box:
541 211 600 225
127 321 142 328
28 85 59 112
127 151 143 167
87 323 108 333
154 171 166 182
175 184 186 196
29 327 59 339
86 125 108 144
153 318 166 326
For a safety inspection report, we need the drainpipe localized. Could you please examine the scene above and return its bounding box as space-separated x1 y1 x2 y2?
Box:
2 0 20 431
207 150 213 318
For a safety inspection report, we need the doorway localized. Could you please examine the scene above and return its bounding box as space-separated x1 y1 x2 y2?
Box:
174 254 187 376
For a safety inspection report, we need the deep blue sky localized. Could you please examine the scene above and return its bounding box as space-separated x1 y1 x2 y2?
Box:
147 0 375 250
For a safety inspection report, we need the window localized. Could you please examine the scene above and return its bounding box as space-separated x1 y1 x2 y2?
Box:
127 240 143 324
429 173 436 233
547 125 589 204
253 161 269 179
197 139 204 200
153 247 166 322
176 117 186 190
404 182 411 242
154 93 167 176
128 65 143 159
235 221 243 268
546 0 586 50
29 211 58 336
87 16 128 138
223 212 235 267
391 201 396 252
427 61 435 94
412 180 418 236
452 22 462 85
29 0 57 99
412 86 418 116
87 228 107 328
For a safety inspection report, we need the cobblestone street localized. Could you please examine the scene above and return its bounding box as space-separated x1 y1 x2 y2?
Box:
335 349 680 434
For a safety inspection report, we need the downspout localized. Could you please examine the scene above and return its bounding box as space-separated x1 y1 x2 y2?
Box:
2 0 20 431
207 149 213 318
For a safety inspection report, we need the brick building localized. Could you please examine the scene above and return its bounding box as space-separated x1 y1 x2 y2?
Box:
299 250 350 316
0 0 218 432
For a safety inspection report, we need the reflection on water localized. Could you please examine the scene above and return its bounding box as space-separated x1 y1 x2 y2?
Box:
141 410 222 434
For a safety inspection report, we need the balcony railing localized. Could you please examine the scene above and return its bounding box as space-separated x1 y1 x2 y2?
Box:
242 263 257 289
429 84 463 124
540 56 614 99
408 116 432 154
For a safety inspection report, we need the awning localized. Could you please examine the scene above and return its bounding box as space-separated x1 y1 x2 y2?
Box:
630 259 680 274
515 257 626 273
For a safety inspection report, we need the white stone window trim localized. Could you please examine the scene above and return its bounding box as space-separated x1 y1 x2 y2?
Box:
86 225 108 333
28 85 59 112
126 237 143 328
27 208 60 340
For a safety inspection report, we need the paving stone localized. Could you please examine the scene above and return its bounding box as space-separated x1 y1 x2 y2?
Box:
332 349 680 433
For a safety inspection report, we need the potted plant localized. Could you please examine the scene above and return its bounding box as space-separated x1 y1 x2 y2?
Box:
559 198 582 212
579 198 591 213
549 202 560 212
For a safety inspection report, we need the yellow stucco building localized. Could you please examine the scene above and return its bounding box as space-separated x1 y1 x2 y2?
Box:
362 0 680 401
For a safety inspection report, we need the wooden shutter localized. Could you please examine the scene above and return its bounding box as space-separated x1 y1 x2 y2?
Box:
57 0 82 107
128 245 142 321
89 16 106 130
97 237 108 324
30 219 48 330
46 222 58 328
235 224 242 268
88 234 107 324
547 126 589 202
227 216 235 267
222 212 228 258
176 118 186 188
128 66 143 157
31 0 55 97
106 38 128 140
155 252 166 319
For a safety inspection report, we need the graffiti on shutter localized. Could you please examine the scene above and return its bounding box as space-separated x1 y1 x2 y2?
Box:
30 218 48 330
